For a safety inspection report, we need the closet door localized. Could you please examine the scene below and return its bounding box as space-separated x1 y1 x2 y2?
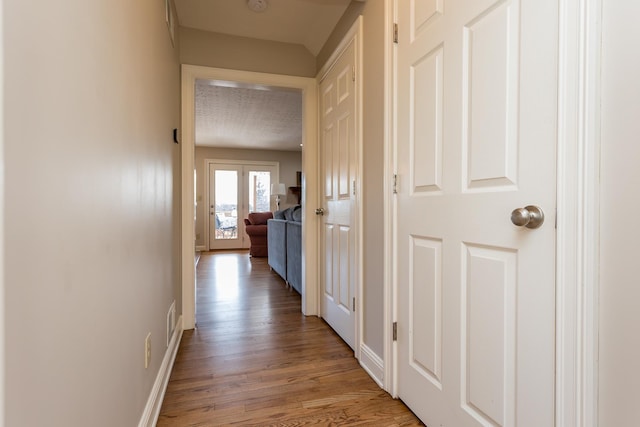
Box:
395 0 558 425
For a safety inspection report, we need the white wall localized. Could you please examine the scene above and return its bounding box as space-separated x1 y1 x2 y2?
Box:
4 0 181 425
194 147 302 248
599 1 640 424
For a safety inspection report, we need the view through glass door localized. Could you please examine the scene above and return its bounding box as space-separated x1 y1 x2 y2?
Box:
208 162 278 250
248 170 272 213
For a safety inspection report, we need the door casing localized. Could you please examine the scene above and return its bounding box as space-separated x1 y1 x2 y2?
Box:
181 65 318 329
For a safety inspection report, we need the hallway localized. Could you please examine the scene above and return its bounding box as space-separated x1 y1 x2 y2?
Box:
158 251 422 426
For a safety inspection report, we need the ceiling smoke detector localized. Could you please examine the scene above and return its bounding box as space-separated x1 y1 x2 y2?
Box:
247 0 268 13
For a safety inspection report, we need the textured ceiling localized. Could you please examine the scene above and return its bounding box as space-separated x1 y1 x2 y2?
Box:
195 80 303 151
174 0 352 56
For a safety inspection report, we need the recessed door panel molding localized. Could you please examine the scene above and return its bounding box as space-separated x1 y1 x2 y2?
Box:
323 83 334 116
337 62 352 105
463 0 520 191
411 44 444 194
411 0 444 40
461 243 517 427
338 112 352 199
339 225 352 311
409 236 443 389
324 224 335 297
324 124 335 199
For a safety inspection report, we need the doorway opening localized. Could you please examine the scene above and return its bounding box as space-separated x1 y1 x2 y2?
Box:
181 65 319 329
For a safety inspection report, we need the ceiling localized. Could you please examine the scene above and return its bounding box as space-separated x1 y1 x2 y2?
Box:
175 0 355 152
195 80 302 151
174 0 352 56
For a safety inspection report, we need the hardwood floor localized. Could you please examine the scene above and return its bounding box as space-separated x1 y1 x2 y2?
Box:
158 251 423 426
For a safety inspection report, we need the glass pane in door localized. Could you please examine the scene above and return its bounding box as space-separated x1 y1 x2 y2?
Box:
248 171 271 213
214 170 238 240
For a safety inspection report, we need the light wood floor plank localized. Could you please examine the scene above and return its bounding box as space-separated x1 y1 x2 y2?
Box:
158 251 423 426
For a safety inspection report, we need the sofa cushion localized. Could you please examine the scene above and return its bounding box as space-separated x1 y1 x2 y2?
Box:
273 209 286 220
283 207 294 221
282 205 302 221
292 206 302 222
247 211 273 225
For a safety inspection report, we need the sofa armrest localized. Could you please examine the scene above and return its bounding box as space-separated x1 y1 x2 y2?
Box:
286 221 302 294
267 219 287 281
245 224 267 236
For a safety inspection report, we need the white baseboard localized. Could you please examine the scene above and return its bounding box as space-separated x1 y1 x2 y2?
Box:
195 245 206 252
138 315 183 427
359 343 384 388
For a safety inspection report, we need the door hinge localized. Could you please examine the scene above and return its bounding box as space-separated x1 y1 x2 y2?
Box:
352 65 356 82
393 23 398 44
352 179 356 196
352 297 356 312
393 174 398 194
392 322 398 341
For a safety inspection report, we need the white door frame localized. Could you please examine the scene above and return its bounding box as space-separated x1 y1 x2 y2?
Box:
181 65 319 329
203 159 280 251
383 0 602 423
555 0 602 424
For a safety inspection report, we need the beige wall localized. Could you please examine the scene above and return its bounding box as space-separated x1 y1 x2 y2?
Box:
599 1 640 424
180 27 316 77
317 1 386 358
195 147 302 248
4 0 181 425
316 2 366 73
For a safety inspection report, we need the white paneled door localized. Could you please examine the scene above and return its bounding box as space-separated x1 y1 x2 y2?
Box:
319 37 358 349
395 1 558 426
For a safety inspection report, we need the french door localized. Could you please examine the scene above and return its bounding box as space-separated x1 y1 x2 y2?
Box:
207 161 277 250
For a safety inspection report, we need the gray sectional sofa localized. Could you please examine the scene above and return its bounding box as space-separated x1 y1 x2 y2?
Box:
267 205 302 294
